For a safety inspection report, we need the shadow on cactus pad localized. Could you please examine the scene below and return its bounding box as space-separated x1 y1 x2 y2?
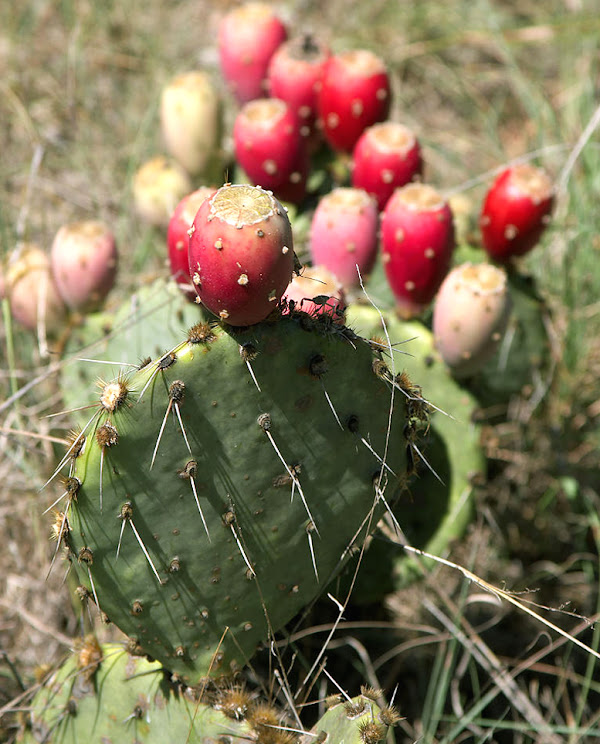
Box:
344 304 485 594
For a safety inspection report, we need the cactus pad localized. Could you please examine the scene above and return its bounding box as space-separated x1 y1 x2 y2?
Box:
347 304 484 587
58 308 412 682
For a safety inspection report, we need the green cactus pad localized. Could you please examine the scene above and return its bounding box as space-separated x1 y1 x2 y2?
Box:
61 279 204 426
60 309 411 682
301 693 392 744
346 304 485 587
20 641 255 744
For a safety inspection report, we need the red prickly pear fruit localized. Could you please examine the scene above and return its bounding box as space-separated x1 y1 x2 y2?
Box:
6 244 66 333
309 187 379 289
267 34 330 143
188 183 294 325
351 122 423 211
480 163 554 263
160 71 223 179
167 186 215 300
381 183 455 318
433 262 512 378
233 98 309 204
133 156 192 228
50 221 117 312
318 49 391 153
283 264 346 321
218 2 287 105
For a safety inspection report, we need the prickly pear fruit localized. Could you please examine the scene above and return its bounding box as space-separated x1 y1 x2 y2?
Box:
352 122 423 211
301 691 395 744
20 640 259 744
433 262 512 378
318 49 391 153
160 70 223 179
6 244 66 333
188 183 294 325
309 187 379 289
284 264 346 320
167 187 215 299
50 221 117 312
133 156 192 228
267 34 330 142
381 183 455 317
480 164 554 263
58 307 413 682
233 98 309 203
218 2 287 104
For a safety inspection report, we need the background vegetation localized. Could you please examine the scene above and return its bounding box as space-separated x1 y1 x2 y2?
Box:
2 0 600 741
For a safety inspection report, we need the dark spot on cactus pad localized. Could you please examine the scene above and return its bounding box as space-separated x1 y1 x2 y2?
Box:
96 421 118 448
169 380 185 402
294 394 313 411
379 705 401 726
131 600 144 615
158 352 177 370
346 414 359 433
138 356 152 370
78 547 93 564
239 342 258 361
309 353 328 377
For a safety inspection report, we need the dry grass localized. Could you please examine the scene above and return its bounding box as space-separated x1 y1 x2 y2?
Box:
2 1 600 742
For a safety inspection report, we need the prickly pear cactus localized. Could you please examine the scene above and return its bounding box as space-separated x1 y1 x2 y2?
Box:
300 690 397 744
20 639 284 743
54 306 414 682
347 304 485 587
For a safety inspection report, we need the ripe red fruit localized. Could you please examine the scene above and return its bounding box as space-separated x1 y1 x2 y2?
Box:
218 3 287 104
267 35 330 143
309 187 379 289
351 122 422 211
480 164 554 263
233 98 309 204
167 187 215 299
188 184 294 325
318 49 391 153
51 221 117 312
381 183 455 317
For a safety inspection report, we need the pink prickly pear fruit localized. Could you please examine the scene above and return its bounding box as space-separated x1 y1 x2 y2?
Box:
50 221 117 312
188 183 294 325
309 187 379 289
433 262 512 378
318 49 391 153
351 122 423 211
133 156 192 228
267 34 330 143
480 164 554 263
160 71 223 179
167 186 215 300
233 98 309 204
6 244 66 332
381 183 455 318
283 264 346 321
218 2 287 104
